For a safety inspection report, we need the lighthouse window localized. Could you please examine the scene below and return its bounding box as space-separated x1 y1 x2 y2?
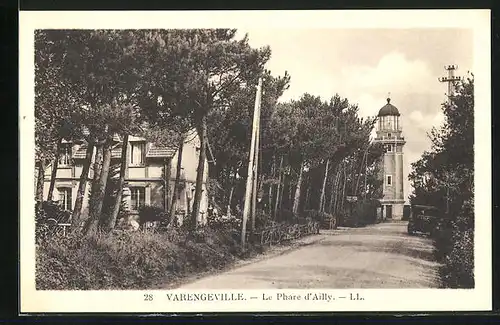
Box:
386 175 392 186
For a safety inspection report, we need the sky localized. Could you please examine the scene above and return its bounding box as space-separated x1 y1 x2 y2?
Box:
236 28 473 203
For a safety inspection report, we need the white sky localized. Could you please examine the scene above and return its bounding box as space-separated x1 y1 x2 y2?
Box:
237 28 473 203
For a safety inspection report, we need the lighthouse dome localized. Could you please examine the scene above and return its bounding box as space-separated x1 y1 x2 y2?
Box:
378 98 400 117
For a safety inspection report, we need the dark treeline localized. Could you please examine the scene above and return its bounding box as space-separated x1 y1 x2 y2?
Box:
408 74 474 288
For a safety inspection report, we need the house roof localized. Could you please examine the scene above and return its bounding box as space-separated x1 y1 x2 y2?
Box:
73 145 122 159
146 143 177 158
72 129 216 164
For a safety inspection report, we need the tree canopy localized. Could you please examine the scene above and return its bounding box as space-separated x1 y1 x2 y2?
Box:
35 28 384 232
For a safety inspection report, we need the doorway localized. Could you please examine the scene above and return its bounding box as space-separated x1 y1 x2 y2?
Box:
386 205 393 219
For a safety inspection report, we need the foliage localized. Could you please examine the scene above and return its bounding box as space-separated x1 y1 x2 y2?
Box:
207 70 290 183
209 216 242 231
35 29 383 235
275 209 296 223
36 201 72 223
35 201 71 244
36 226 262 290
34 31 79 163
207 178 225 209
441 226 474 287
340 199 381 227
408 74 474 288
138 205 168 225
301 210 332 222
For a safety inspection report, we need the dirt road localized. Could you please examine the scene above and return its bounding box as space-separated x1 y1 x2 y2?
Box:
176 221 442 289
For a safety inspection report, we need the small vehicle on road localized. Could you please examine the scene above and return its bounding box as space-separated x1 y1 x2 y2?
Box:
407 205 441 237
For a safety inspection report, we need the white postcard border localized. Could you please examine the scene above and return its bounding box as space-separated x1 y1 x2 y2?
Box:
19 9 492 313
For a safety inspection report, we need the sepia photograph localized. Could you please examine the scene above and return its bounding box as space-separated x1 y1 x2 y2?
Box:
19 10 491 313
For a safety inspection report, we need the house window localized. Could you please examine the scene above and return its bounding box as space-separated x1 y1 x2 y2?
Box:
59 143 72 166
386 175 392 186
387 133 392 138
387 144 393 152
58 187 72 211
130 142 145 166
130 187 145 211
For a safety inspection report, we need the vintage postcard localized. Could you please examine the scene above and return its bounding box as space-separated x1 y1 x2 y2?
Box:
19 9 491 313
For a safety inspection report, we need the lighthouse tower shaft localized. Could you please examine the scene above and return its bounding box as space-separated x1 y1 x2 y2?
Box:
374 98 406 220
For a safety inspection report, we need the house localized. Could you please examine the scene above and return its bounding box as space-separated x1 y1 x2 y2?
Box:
41 128 215 226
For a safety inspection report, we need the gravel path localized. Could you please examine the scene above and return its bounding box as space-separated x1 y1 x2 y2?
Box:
173 221 441 289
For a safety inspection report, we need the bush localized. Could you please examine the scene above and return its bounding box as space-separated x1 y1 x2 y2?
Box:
209 214 241 231
275 209 296 224
301 210 335 229
138 205 168 225
36 201 71 223
435 198 474 288
35 225 248 290
36 205 320 290
441 228 474 288
340 199 380 227
35 201 71 244
403 205 411 221
254 210 274 229
302 210 331 222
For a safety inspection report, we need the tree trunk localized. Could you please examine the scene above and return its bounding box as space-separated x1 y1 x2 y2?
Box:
292 161 305 215
191 116 207 229
226 186 235 217
267 183 272 216
340 165 347 213
83 142 112 235
71 143 95 230
93 145 104 183
328 173 335 214
278 174 285 214
223 167 231 206
273 156 284 218
106 134 129 232
351 156 359 194
169 135 184 226
355 151 367 196
88 144 103 217
47 137 63 201
319 159 330 212
288 183 294 209
329 168 340 214
35 159 46 202
305 185 310 211
335 166 343 215
164 158 171 213
226 169 237 217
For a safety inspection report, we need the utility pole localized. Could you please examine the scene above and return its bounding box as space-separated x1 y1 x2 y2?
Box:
251 87 262 234
438 64 462 104
438 65 461 216
241 77 263 249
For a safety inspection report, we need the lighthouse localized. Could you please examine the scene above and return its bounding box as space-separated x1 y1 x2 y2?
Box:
374 96 406 220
